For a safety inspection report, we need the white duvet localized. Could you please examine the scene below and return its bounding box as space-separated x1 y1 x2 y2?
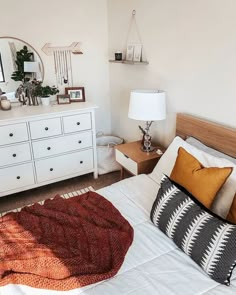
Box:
1 174 236 295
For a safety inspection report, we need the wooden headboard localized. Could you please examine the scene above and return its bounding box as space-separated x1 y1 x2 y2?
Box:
176 113 236 158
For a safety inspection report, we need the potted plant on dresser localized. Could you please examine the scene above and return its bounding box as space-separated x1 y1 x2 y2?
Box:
33 80 59 106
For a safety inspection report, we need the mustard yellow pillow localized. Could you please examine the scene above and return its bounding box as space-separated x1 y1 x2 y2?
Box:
170 147 232 208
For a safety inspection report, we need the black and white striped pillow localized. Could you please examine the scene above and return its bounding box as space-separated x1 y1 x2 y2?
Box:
150 175 236 285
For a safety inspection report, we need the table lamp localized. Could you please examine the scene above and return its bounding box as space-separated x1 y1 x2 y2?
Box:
128 89 166 152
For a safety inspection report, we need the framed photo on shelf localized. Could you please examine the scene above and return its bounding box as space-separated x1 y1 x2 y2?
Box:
57 94 71 104
126 44 134 61
65 87 85 102
133 44 142 62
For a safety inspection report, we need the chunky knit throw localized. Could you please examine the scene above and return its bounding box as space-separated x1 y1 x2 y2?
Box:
0 192 133 290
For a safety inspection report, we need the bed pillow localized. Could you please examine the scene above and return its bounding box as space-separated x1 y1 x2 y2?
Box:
186 137 236 165
227 195 236 224
185 137 236 216
149 136 236 218
150 175 236 286
170 147 232 208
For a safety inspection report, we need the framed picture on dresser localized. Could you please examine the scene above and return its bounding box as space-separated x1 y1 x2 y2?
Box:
65 87 85 102
57 94 71 104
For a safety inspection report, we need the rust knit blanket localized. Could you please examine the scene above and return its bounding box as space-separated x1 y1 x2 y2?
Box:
0 191 133 291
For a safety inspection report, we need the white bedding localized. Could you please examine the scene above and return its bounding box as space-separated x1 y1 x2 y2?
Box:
1 174 236 295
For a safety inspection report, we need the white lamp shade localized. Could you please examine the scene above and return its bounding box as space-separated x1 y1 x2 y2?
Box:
128 90 166 121
24 61 40 73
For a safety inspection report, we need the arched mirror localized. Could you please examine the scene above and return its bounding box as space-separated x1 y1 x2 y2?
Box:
0 37 44 101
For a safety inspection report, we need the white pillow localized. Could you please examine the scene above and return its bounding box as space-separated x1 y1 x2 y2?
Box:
149 136 236 218
186 137 236 165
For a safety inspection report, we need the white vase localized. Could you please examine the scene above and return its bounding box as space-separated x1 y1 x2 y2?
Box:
41 96 51 106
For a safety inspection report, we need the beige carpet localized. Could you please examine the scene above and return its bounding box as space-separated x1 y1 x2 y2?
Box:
0 171 122 213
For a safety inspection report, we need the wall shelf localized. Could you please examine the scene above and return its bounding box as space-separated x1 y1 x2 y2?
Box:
109 10 149 66
109 60 149 65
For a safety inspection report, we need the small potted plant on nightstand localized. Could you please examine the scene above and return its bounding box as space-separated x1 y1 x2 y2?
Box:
33 80 59 106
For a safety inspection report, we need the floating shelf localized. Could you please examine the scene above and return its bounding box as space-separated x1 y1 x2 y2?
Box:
109 60 149 65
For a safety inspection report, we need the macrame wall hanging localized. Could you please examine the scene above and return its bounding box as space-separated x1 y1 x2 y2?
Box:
41 42 83 87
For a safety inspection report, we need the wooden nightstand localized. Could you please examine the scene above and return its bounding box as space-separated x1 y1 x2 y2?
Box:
115 141 165 179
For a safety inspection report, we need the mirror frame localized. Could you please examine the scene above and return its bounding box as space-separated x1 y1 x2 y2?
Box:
0 36 45 81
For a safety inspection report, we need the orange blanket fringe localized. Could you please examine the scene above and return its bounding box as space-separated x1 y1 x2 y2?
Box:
0 192 133 290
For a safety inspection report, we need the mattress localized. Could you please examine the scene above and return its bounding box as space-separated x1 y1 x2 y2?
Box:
1 174 236 295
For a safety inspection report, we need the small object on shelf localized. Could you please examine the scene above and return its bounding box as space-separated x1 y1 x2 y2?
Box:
156 149 163 155
65 87 85 102
133 44 142 62
115 52 122 61
17 85 28 106
57 94 71 104
0 97 11 111
126 43 142 62
41 96 51 106
126 44 134 61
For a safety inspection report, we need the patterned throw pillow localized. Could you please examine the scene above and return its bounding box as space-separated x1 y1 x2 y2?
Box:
150 175 236 285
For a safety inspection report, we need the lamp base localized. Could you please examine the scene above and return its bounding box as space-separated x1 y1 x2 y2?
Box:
140 145 155 152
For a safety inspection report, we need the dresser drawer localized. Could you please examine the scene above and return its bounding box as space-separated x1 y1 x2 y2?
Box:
29 118 62 139
35 149 94 183
115 149 138 175
0 143 31 167
32 131 93 159
0 123 28 146
63 113 91 134
0 163 35 193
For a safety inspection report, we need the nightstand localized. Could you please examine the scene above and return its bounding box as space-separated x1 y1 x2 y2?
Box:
115 141 165 179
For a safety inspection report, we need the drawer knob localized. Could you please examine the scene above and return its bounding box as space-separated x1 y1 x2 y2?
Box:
12 153 17 157
16 176 21 180
50 168 54 171
78 140 82 144
9 133 13 137
80 161 83 164
47 147 51 150
76 122 81 126
45 127 49 131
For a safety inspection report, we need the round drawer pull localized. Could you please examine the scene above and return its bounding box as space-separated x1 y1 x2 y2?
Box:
45 127 49 131
9 133 13 137
47 147 51 150
78 140 82 144
80 161 83 164
76 122 81 126
16 176 21 180
12 153 17 157
50 168 54 172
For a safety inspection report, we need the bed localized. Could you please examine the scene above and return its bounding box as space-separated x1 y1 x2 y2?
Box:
1 113 236 295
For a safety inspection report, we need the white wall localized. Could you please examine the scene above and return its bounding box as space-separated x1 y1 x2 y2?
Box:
2 1 236 142
108 0 236 146
0 0 111 134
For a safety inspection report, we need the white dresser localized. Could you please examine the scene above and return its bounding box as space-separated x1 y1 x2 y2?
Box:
0 102 98 197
